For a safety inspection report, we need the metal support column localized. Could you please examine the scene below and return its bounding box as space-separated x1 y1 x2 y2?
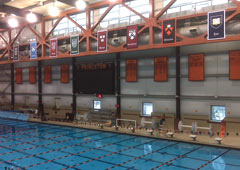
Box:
10 63 14 110
116 53 121 119
72 58 77 117
175 46 181 129
38 61 45 120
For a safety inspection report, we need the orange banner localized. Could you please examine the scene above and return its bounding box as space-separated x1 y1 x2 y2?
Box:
44 65 52 83
220 121 226 138
29 66 36 84
154 57 168 82
229 51 240 80
189 54 205 81
126 59 137 82
16 68 22 84
61 64 69 83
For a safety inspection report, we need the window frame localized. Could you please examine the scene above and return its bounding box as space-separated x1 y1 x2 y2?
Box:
210 105 226 123
141 102 153 117
93 100 101 111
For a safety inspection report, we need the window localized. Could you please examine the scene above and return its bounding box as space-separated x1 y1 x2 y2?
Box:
142 103 153 117
93 100 101 110
53 12 86 36
210 105 226 122
163 0 230 14
96 0 149 29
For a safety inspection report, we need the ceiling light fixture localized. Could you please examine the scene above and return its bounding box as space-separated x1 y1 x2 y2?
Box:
39 1 44 6
76 0 87 10
49 3 60 17
8 18 19 28
1 13 5 18
26 12 37 23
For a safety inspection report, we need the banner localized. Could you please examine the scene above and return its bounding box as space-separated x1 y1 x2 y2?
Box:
127 25 138 49
50 38 57 57
61 64 69 83
189 54 205 81
229 51 240 80
30 41 37 59
13 45 19 61
162 19 176 44
44 65 52 83
208 10 225 40
16 68 22 84
29 66 36 84
97 30 107 52
154 57 168 82
70 35 79 55
126 59 137 82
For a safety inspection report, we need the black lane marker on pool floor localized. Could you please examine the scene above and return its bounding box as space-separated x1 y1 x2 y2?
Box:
59 137 157 170
18 135 138 170
62 138 173 170
0 132 117 167
0 130 103 158
12 134 125 170
106 142 180 170
197 149 230 170
148 145 204 170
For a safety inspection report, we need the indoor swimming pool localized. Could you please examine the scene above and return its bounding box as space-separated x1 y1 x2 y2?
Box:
0 118 239 170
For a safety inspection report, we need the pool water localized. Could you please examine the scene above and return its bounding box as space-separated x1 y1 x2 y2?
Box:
0 118 239 170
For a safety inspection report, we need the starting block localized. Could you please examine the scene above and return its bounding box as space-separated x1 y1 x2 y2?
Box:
215 137 222 144
189 134 197 141
166 132 174 138
147 129 154 135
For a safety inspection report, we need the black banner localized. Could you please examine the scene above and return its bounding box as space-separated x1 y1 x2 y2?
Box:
208 10 225 40
162 19 176 44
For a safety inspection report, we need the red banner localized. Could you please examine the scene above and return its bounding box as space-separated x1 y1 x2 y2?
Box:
154 57 168 82
126 59 137 82
61 64 69 83
16 68 22 84
127 25 138 49
29 66 36 84
44 66 52 83
189 54 205 81
50 38 57 57
97 30 107 52
230 51 240 80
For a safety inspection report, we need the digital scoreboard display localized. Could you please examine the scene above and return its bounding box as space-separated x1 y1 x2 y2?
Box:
76 62 115 94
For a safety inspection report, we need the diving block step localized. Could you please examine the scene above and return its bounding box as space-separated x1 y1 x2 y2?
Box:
215 137 223 144
189 134 197 141
147 129 154 135
166 132 174 138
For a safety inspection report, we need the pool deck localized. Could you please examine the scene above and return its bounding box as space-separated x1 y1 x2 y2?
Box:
29 118 240 150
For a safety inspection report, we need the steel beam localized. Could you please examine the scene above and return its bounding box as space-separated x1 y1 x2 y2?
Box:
38 61 45 120
72 58 77 116
10 63 14 110
0 0 11 5
116 52 121 119
175 46 181 129
0 5 42 19
58 0 77 7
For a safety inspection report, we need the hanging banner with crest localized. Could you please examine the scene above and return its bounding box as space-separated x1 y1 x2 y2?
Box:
127 25 138 49
50 38 57 57
162 19 176 44
97 30 107 52
30 41 37 59
70 35 79 55
208 10 225 40
13 45 19 61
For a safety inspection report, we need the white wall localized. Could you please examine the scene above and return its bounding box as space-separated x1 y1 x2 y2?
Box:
1 41 240 118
